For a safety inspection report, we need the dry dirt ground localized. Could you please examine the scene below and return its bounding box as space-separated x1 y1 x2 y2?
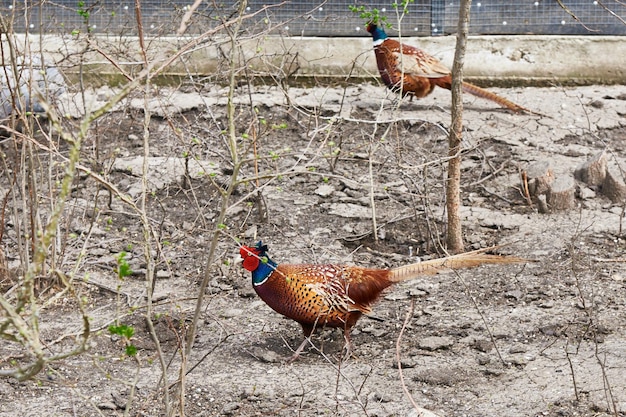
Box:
1 82 626 417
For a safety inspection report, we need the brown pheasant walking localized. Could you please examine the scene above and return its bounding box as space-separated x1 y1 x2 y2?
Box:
240 241 525 360
366 21 531 113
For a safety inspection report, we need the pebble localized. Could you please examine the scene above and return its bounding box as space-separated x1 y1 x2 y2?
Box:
327 203 371 219
392 356 418 369
509 344 527 354
369 391 392 403
508 355 529 367
361 325 387 338
221 402 240 415
220 308 243 318
111 390 127 409
251 347 282 363
578 186 596 199
156 270 171 279
418 336 454 351
476 353 491 365
97 401 118 410
470 339 493 353
314 183 335 197
505 290 524 301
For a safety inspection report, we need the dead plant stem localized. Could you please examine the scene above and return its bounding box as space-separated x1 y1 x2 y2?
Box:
396 298 422 411
446 0 471 253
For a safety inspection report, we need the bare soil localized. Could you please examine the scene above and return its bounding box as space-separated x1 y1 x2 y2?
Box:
1 83 625 417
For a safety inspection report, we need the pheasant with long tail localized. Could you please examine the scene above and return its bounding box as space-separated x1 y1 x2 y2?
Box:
366 21 531 113
240 241 525 360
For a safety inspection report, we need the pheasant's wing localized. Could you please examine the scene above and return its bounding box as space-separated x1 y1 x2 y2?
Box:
393 44 450 78
305 266 393 317
304 266 371 316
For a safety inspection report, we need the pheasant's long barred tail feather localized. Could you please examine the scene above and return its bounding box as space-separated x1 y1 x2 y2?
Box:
389 249 527 283
461 82 529 114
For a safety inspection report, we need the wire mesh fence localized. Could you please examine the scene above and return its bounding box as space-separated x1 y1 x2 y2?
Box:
1 0 624 36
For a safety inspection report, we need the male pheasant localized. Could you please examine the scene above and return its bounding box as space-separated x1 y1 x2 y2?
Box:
366 22 530 113
240 241 525 360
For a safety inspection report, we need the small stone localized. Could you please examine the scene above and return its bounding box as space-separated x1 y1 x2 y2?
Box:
327 203 371 219
471 339 493 353
483 367 505 376
588 100 604 108
418 336 454 351
505 290 524 301
369 391 392 403
392 356 418 369
314 183 335 197
111 391 127 409
220 308 243 318
156 270 171 279
371 327 387 338
152 292 169 302
476 353 491 365
577 186 596 200
97 401 119 410
408 287 428 297
251 347 281 363
130 268 146 277
509 344 527 354
508 355 529 367
221 402 240 415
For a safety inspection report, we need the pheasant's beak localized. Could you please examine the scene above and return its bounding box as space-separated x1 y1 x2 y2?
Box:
234 253 244 267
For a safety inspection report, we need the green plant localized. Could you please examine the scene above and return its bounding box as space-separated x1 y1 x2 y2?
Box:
77 1 90 20
349 5 389 27
108 324 137 356
349 0 415 26
115 251 133 279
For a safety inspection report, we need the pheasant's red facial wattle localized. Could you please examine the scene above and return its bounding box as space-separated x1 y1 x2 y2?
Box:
240 246 261 271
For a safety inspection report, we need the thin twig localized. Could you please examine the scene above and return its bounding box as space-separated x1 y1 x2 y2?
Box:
396 298 420 410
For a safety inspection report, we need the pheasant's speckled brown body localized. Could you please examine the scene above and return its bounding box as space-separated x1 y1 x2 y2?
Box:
240 241 525 360
366 22 530 113
253 263 392 335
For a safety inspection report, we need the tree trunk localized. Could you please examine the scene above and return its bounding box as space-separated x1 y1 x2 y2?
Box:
446 0 472 253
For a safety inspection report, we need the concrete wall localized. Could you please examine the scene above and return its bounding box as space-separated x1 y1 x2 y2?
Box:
5 34 626 86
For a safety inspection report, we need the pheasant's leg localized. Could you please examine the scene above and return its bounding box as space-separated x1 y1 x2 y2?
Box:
342 326 353 360
287 323 314 362
288 338 311 363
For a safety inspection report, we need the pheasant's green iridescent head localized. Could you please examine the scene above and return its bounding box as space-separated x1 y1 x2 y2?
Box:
240 241 277 285
366 21 388 43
